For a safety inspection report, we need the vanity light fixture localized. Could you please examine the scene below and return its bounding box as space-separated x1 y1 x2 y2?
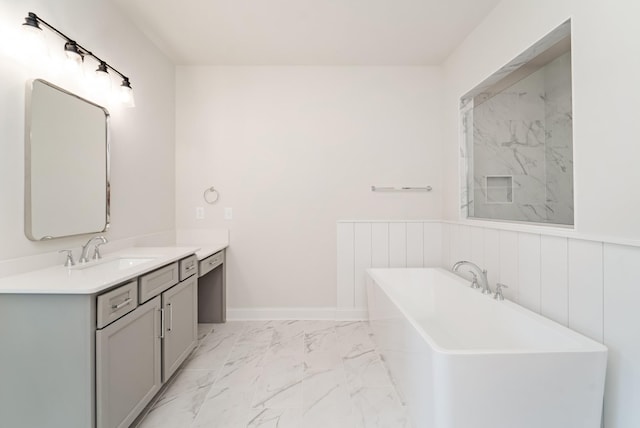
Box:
64 41 83 64
94 61 112 91
120 78 135 108
21 12 135 108
21 12 47 57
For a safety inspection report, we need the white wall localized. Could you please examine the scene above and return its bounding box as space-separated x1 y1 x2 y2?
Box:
442 0 640 243
0 0 176 263
176 66 443 309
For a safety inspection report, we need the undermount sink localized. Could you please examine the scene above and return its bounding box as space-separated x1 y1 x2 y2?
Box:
72 257 156 272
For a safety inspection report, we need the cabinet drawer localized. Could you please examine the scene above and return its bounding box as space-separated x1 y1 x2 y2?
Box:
179 255 198 281
97 280 138 329
139 262 179 303
199 250 224 277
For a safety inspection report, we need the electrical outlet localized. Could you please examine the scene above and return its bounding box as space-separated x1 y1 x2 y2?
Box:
196 207 205 220
224 207 233 220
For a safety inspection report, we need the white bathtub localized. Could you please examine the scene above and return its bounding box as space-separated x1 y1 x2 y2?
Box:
366 268 607 428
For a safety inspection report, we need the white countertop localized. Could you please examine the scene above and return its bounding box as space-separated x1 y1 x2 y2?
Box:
0 246 212 295
194 243 228 260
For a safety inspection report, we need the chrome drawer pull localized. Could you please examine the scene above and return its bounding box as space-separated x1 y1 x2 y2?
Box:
111 298 132 310
186 264 196 271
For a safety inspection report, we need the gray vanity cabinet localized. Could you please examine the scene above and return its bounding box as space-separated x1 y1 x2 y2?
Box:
96 296 162 428
161 274 198 381
95 255 197 428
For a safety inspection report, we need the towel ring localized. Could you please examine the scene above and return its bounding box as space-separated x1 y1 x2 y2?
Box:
203 186 219 204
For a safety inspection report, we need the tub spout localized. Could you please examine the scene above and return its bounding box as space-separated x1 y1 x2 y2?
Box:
452 261 492 295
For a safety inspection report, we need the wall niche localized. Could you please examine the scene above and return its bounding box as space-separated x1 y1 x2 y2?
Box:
461 20 573 226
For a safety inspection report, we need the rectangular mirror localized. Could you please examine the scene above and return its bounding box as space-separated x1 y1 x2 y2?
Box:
25 79 110 240
460 20 573 226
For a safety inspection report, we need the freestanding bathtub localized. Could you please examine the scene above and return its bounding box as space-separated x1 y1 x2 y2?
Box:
366 268 607 428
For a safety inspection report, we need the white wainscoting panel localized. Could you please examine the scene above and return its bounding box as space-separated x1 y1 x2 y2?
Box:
568 239 603 342
517 233 542 313
442 223 452 268
603 243 640 428
354 223 373 309
389 222 408 268
470 226 485 268
483 228 501 289
498 230 519 301
336 222 354 308
338 221 443 311
423 222 442 267
371 223 390 268
450 224 472 264
540 235 569 326
406 223 424 267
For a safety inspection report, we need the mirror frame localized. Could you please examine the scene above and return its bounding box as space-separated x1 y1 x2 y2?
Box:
24 79 111 241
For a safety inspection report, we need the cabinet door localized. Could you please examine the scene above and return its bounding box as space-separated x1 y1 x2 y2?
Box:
162 276 198 381
96 296 162 428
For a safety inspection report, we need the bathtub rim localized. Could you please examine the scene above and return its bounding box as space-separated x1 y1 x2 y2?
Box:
366 267 608 356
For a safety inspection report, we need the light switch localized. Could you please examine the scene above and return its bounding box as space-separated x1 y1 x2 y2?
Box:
196 207 205 219
224 207 233 220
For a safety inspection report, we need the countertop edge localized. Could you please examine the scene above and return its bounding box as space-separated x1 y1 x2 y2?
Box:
0 246 201 295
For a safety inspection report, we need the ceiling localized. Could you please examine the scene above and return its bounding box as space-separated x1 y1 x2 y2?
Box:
111 0 501 66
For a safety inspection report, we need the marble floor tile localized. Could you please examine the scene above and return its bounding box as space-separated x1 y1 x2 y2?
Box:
302 320 337 334
302 367 354 428
263 331 304 364
237 321 277 346
137 387 209 428
246 408 303 428
197 323 215 341
336 321 377 356
160 369 217 401
272 320 308 340
190 387 254 428
136 320 411 428
304 327 342 370
213 361 264 391
343 346 392 392
186 327 239 370
351 386 411 428
252 355 304 409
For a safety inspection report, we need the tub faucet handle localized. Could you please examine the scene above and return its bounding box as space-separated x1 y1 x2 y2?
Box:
494 283 509 300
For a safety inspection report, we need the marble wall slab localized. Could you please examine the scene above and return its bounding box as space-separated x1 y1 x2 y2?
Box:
467 52 573 225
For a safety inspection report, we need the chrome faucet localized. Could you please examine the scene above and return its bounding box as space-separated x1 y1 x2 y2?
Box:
79 236 108 263
452 260 492 295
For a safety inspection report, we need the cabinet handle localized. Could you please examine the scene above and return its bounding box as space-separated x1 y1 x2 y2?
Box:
111 298 132 311
186 264 196 271
168 303 173 332
159 308 165 339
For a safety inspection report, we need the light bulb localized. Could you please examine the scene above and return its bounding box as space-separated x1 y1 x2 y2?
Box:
94 61 111 92
64 41 83 72
21 14 48 58
120 79 135 108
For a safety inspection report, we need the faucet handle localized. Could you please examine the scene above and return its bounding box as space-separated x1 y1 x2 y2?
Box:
494 283 509 300
469 272 480 289
93 239 107 260
58 249 75 267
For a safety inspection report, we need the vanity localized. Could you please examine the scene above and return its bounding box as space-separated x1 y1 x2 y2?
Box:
0 246 225 428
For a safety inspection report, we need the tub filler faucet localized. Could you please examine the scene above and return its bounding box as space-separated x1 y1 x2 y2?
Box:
452 261 492 295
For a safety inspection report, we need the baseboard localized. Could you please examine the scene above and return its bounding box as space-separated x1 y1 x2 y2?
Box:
227 307 368 321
